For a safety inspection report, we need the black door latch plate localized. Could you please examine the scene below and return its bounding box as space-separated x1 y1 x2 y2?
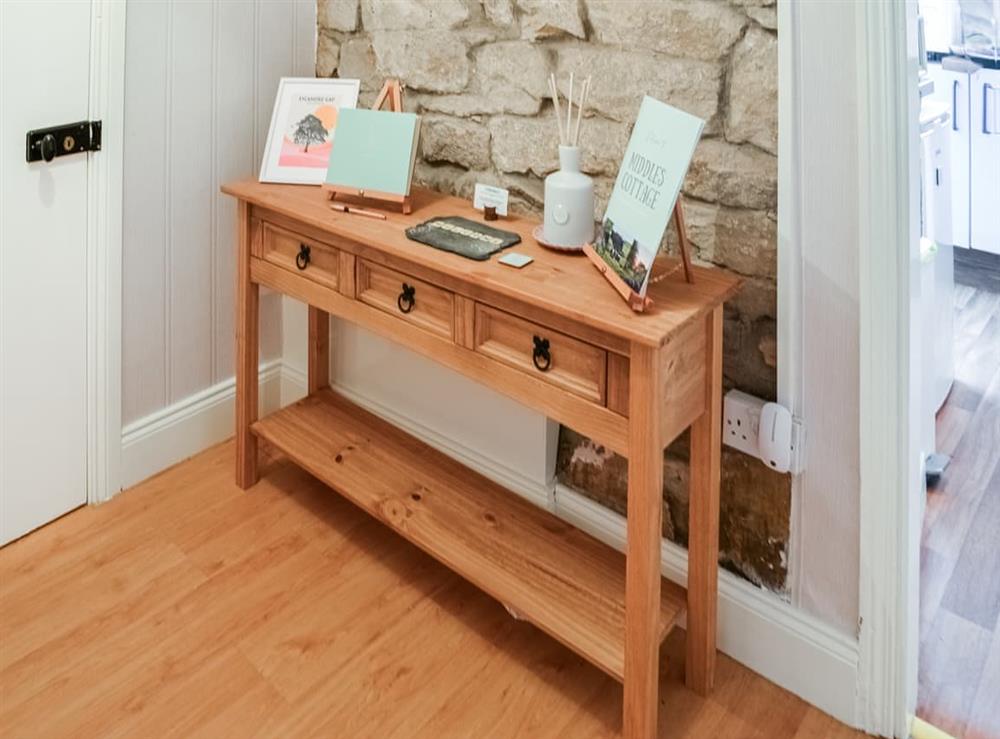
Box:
26 121 102 163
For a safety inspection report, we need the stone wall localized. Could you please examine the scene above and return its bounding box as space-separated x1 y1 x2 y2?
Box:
317 0 789 592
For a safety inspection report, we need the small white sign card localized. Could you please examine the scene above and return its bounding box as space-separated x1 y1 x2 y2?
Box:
259 77 360 185
473 183 509 216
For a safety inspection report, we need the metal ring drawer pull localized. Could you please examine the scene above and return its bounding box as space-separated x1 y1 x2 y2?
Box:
532 335 551 372
397 283 416 314
295 243 311 270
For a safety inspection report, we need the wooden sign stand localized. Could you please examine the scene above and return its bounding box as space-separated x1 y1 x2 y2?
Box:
323 78 413 215
582 195 695 314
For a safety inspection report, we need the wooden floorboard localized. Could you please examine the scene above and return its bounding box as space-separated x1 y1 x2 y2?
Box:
921 249 1000 738
955 247 1000 294
941 461 1000 630
0 440 864 738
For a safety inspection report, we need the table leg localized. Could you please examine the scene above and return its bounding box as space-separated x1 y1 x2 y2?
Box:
685 305 723 694
235 201 259 489
308 307 330 394
624 342 664 739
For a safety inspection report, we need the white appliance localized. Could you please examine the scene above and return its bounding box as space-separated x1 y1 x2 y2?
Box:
919 96 955 476
928 59 975 247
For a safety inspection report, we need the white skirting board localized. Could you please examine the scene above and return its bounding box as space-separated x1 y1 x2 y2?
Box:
278 362 860 727
119 359 284 490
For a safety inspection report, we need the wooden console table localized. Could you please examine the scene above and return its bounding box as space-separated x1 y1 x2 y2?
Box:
223 181 739 738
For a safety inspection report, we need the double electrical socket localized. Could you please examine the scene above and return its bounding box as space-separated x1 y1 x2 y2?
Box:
722 390 805 474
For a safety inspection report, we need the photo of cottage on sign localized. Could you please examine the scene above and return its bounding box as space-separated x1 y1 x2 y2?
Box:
595 96 705 297
259 77 360 185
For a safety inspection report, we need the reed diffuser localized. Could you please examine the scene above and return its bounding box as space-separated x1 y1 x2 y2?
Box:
541 73 594 250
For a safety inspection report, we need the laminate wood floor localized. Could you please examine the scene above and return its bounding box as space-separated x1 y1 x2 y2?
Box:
0 442 863 738
920 249 1000 738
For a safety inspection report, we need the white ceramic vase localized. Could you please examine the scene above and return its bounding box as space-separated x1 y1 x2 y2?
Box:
543 146 594 248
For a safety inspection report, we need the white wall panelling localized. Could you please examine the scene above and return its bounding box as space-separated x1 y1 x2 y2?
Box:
122 0 315 439
779 0 862 637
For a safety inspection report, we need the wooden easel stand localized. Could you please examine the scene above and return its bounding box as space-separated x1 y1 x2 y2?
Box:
584 196 696 313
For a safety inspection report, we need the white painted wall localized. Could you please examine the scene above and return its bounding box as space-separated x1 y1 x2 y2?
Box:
121 0 315 486
781 1 862 637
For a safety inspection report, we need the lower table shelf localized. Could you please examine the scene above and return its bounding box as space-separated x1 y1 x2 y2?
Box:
251 389 687 682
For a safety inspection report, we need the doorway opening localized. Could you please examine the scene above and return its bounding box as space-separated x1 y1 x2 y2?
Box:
915 2 1000 735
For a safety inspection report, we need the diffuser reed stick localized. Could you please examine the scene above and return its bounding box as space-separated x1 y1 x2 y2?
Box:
573 76 591 146
549 74 565 146
550 73 591 148
567 72 574 142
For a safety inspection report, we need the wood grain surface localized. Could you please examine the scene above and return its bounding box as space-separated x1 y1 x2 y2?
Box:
0 441 866 738
920 268 1000 739
221 181 740 349
251 258 632 455
251 389 685 682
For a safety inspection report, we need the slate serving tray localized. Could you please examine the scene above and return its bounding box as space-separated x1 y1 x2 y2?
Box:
405 216 521 261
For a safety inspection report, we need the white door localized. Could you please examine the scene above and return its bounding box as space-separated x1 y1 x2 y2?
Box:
1 1 93 544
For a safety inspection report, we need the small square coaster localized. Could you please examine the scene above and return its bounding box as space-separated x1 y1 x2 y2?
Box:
498 252 534 268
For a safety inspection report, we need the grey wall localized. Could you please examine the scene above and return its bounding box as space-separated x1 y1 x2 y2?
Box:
122 0 314 425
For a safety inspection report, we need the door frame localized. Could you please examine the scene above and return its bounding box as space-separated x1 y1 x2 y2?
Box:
855 0 922 735
86 0 126 504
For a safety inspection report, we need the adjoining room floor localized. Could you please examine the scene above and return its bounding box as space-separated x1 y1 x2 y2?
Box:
920 248 1000 738
0 442 861 738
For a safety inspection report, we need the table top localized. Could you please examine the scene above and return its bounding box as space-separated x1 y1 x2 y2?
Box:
222 180 740 348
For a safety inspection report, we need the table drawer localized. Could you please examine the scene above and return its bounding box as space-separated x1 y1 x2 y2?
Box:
357 260 454 340
474 304 607 404
262 222 340 291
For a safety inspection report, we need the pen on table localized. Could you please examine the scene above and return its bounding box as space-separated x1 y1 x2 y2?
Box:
329 202 387 220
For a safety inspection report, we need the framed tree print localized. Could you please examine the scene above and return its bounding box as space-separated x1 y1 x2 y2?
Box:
259 77 360 185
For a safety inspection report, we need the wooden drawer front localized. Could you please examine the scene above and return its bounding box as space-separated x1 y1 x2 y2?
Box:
357 260 454 339
262 223 339 291
474 304 607 404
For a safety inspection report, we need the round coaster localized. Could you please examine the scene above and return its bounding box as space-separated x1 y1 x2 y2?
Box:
532 225 591 253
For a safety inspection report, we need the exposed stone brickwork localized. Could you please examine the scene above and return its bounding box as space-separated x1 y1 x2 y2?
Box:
317 0 787 592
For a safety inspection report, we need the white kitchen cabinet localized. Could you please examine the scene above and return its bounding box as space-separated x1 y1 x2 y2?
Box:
970 67 1000 254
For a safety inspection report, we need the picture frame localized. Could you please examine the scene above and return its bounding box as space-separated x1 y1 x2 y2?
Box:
259 77 360 185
